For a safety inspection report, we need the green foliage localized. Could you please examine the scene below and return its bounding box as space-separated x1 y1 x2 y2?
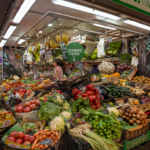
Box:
119 53 132 65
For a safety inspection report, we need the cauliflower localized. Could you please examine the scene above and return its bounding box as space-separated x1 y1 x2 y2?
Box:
50 117 65 131
62 103 70 111
61 111 72 119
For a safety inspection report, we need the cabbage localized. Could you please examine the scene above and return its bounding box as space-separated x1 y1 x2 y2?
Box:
61 111 72 119
50 117 65 131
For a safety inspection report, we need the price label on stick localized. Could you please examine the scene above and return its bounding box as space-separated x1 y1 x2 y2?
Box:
59 42 67 61
74 61 84 71
40 138 53 146
66 42 84 63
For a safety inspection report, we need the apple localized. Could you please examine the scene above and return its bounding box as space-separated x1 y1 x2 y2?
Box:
7 137 15 142
24 107 31 113
30 104 36 110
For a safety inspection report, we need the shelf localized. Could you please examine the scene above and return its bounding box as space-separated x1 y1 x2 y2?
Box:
81 57 120 63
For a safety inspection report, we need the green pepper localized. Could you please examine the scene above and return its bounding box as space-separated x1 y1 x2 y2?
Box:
71 106 78 112
73 101 80 107
79 105 84 110
86 105 91 108
94 115 99 120
93 125 97 128
100 132 104 136
89 117 92 122
96 125 100 129
93 121 99 125
77 97 83 103
93 112 109 118
99 119 103 127
83 99 89 106
94 129 97 132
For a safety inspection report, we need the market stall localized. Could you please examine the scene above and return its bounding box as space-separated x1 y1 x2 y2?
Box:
1 10 150 150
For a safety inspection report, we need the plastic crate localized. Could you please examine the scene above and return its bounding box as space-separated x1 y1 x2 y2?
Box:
66 131 92 150
123 131 150 150
123 123 150 141
130 141 150 150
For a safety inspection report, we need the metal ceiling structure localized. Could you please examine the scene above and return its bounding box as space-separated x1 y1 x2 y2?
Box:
1 0 150 49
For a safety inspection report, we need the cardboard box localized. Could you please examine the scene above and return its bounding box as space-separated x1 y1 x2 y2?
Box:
102 76 119 83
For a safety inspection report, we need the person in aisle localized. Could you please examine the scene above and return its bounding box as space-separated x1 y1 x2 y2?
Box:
53 58 64 80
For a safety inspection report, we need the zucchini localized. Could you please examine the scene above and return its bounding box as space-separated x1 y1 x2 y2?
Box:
101 85 111 92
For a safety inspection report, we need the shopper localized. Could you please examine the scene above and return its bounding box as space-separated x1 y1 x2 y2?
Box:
53 59 64 80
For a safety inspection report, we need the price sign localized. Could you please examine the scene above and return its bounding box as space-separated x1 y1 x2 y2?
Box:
74 61 84 71
40 48 45 55
66 42 84 63
40 139 53 146
45 51 52 60
59 42 67 61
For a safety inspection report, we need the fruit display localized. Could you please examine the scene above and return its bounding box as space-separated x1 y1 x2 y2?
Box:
15 100 40 113
132 75 150 85
140 95 150 104
121 70 131 77
0 110 13 120
119 106 148 126
132 82 150 90
130 87 145 96
98 61 115 74
62 33 68 45
117 63 131 71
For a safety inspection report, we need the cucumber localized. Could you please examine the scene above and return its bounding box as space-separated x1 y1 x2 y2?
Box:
101 85 111 92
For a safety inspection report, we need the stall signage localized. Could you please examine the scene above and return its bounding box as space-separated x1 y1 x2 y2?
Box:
74 61 84 71
59 42 67 61
66 42 84 63
111 0 150 16
45 51 52 60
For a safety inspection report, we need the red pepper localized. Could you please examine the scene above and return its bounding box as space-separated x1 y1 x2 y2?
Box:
86 91 94 96
90 101 94 105
91 105 96 110
56 90 62 94
72 88 80 95
95 99 100 105
82 93 88 97
86 84 95 91
96 94 101 99
94 89 99 94
74 92 82 100
96 103 101 109
89 95 96 101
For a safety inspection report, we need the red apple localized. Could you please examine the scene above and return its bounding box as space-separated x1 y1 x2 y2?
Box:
24 102 31 107
18 131 24 138
24 107 31 113
30 104 36 110
28 136 35 143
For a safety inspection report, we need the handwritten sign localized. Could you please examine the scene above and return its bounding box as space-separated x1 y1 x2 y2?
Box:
59 42 67 61
66 42 84 63
75 61 84 71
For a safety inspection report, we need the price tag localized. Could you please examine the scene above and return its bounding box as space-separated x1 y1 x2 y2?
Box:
59 42 67 61
74 61 84 71
38 62 43 66
39 138 53 146
45 51 52 60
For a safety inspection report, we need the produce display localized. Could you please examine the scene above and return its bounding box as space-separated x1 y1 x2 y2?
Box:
0 110 13 120
132 75 150 85
117 63 131 71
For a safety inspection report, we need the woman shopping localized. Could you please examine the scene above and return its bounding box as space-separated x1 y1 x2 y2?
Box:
53 59 64 80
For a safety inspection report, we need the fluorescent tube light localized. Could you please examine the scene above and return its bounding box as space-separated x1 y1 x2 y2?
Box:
48 24 52 26
39 31 42 33
52 0 120 20
13 0 36 23
93 10 120 20
93 24 116 30
52 0 93 13
0 40 7 47
18 39 26 44
4 25 17 39
74 30 78 31
124 19 150 30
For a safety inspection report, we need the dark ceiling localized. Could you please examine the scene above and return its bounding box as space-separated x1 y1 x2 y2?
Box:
0 0 14 33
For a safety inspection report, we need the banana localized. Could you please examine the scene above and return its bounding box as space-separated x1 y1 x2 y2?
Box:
62 33 68 44
50 38 59 48
56 35 61 43
45 40 51 49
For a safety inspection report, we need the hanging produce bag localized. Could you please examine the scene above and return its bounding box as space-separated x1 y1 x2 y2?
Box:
131 45 139 66
131 56 138 66
97 38 105 58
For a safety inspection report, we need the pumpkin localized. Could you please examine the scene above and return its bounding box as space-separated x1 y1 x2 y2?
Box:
134 100 139 105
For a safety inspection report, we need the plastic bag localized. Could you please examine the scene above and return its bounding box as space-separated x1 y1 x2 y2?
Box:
97 38 105 58
16 110 38 119
131 56 138 66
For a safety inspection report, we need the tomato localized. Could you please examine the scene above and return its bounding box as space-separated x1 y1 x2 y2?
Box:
28 136 35 143
24 102 31 107
7 137 15 142
24 134 30 141
30 104 36 110
34 100 40 106
24 107 31 113
23 141 31 146
9 131 17 137
30 100 34 104
18 131 24 138
17 106 23 113
15 138 23 144
14 131 19 139
18 104 23 110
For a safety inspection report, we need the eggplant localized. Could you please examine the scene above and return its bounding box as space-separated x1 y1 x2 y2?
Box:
100 89 107 96
106 94 114 99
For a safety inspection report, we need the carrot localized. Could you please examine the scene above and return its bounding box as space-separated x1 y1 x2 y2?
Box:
44 129 49 132
47 132 51 136
34 132 40 137
40 144 44 149
38 137 42 141
43 135 47 139
36 143 40 148
31 138 38 150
